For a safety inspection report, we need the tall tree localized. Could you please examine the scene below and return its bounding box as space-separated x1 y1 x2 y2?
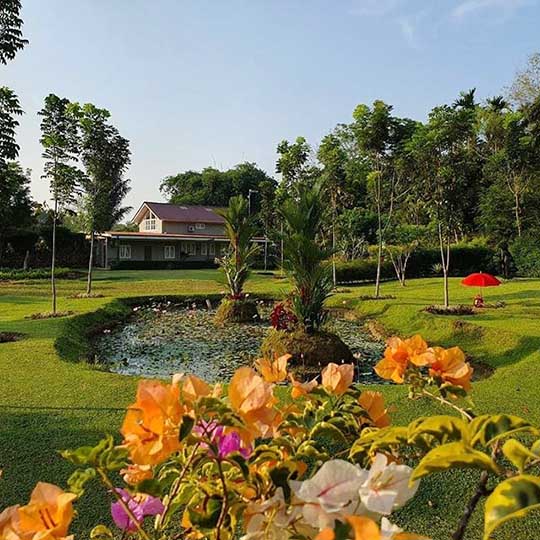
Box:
39 94 81 314
276 136 314 197
405 92 478 307
0 87 23 168
0 0 28 65
507 52 540 108
76 103 131 295
317 133 348 286
352 101 415 298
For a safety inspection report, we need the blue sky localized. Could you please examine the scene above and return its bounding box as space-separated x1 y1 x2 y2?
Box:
3 0 540 216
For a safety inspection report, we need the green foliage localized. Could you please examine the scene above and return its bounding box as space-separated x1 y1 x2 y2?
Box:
0 0 28 65
510 233 540 277
0 86 23 166
216 195 259 298
279 181 334 332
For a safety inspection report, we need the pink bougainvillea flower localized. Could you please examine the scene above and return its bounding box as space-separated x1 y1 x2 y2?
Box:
193 420 252 459
111 489 164 532
16 482 76 540
321 363 354 395
290 459 367 530
358 454 419 516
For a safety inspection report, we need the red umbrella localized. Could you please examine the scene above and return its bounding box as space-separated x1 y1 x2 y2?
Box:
461 272 501 307
461 273 501 287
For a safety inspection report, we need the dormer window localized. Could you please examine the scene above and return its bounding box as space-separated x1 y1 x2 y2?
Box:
143 211 156 231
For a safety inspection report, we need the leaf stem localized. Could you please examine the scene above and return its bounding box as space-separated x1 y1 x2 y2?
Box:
421 389 473 421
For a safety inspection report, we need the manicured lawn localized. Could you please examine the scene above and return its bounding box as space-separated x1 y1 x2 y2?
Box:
1 270 540 538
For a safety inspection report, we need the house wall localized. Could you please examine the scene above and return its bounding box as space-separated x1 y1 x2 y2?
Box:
106 239 229 264
161 221 225 236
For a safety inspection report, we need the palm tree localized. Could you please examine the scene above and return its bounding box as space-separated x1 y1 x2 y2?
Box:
216 195 259 299
279 181 334 334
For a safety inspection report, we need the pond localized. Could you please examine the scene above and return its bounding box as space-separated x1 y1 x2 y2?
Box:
93 300 386 383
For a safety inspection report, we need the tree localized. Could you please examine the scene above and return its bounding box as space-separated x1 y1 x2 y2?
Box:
0 0 28 65
0 86 23 168
385 225 427 286
352 101 415 298
275 137 312 196
216 195 259 299
39 94 81 314
76 103 131 295
279 181 333 333
317 134 348 286
507 52 540 108
405 93 478 307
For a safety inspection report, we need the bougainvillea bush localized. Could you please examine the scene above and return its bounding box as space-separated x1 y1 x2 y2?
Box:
2 336 540 540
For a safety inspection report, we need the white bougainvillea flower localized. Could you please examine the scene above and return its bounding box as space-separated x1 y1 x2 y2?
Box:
359 454 419 516
241 488 306 540
291 460 368 529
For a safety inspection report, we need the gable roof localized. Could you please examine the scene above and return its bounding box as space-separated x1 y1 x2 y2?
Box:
133 202 226 224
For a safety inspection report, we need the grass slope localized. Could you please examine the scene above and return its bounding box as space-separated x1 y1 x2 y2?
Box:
1 270 540 538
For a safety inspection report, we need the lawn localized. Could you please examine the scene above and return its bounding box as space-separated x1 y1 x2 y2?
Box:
1 270 540 538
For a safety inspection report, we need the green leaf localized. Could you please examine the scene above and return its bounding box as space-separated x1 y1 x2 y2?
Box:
61 436 127 471
67 468 96 497
411 441 499 482
408 415 469 446
349 427 408 464
179 415 195 442
90 525 114 540
309 422 348 444
484 475 540 539
502 440 539 473
470 414 537 447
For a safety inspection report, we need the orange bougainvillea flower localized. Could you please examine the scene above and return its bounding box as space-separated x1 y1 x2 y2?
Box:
228 367 279 440
255 354 291 383
289 374 318 399
0 505 19 540
428 346 473 391
121 378 183 466
179 374 213 404
121 463 153 486
375 335 431 384
358 390 391 428
315 516 380 540
321 363 354 395
16 482 76 540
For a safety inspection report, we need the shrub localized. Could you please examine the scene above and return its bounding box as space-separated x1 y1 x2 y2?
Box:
110 260 218 270
269 300 297 331
214 296 259 325
0 267 77 281
424 304 476 315
510 234 540 277
3 336 540 540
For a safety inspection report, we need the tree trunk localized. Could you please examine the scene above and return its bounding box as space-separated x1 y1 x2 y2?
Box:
51 197 58 315
86 231 95 295
374 222 383 298
23 250 29 270
438 223 450 308
280 221 284 276
332 221 337 288
514 191 522 237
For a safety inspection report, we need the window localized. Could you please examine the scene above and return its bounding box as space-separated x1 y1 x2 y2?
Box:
200 243 207 256
164 245 175 259
209 243 215 256
143 211 156 231
119 245 131 259
195 223 206 230
188 242 196 256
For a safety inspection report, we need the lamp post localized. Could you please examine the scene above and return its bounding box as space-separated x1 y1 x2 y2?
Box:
248 189 258 215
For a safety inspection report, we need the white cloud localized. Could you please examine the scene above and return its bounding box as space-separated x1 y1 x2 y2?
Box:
452 0 532 18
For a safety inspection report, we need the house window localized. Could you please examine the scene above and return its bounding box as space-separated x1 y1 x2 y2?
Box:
119 245 131 259
200 243 207 256
164 245 175 259
209 243 215 256
195 223 206 230
188 242 196 256
144 211 156 231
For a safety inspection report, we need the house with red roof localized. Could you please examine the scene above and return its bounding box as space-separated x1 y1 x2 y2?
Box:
95 201 265 268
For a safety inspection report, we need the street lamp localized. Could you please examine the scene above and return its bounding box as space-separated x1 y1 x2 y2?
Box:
248 189 258 215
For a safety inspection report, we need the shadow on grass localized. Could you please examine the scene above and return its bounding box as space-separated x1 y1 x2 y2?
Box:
0 407 123 535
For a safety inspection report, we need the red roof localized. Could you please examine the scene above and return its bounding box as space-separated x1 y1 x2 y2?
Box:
134 202 225 224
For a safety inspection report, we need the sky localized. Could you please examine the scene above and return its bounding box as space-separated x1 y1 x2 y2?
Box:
3 0 540 218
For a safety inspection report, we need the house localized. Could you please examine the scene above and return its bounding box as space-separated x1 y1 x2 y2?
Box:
95 201 266 268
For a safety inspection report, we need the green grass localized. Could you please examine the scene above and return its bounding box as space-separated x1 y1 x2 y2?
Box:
1 270 540 538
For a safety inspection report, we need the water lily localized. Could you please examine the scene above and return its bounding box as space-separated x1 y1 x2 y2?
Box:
111 489 164 532
121 377 183 465
321 363 354 395
16 482 76 540
359 454 419 515
291 460 367 530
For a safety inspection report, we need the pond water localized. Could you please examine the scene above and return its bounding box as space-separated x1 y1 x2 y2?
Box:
93 301 385 383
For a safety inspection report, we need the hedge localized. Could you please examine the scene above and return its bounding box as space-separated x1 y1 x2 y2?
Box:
510 235 540 277
110 260 219 270
0 267 78 281
336 245 498 283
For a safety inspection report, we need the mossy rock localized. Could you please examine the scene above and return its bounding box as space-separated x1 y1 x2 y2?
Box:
214 297 260 325
260 327 354 367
